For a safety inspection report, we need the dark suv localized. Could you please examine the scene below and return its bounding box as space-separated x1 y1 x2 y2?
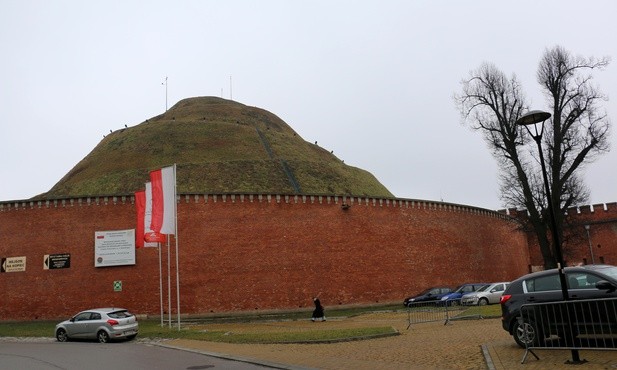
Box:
500 264 617 347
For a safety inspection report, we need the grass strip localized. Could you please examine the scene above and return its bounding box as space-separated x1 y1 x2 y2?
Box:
0 304 403 344
139 323 397 344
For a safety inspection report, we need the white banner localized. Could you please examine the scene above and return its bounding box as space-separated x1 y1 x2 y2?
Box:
94 229 136 267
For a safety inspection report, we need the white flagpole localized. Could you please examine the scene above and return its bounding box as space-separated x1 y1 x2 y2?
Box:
146 182 164 328
174 163 181 330
167 237 171 328
158 242 163 327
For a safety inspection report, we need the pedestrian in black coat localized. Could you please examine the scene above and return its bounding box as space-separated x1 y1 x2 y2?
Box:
312 297 325 322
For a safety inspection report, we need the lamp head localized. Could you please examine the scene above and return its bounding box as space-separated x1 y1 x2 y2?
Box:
515 110 551 126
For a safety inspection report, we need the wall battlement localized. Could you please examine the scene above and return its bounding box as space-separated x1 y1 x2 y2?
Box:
570 202 617 214
502 202 617 218
0 193 513 221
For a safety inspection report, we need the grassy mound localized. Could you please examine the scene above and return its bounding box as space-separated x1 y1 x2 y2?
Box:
38 97 392 199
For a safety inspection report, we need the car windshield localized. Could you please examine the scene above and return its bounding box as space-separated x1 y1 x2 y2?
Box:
589 265 617 280
416 287 442 296
476 284 491 292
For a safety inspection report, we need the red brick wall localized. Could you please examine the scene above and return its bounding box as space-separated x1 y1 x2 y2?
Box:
0 195 528 321
520 203 617 269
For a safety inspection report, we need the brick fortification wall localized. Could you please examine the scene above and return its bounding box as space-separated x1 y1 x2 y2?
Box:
515 203 617 269
0 195 528 321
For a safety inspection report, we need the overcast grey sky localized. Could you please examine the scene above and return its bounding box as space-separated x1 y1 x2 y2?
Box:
2 0 616 210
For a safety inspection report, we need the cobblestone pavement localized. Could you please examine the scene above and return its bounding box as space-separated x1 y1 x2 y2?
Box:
158 312 617 370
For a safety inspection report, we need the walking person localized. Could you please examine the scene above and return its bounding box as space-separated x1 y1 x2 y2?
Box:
311 297 326 322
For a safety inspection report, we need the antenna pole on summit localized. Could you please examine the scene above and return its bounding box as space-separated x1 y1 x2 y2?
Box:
230 75 232 100
162 76 168 111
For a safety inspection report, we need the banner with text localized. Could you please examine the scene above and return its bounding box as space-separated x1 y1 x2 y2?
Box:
94 229 136 267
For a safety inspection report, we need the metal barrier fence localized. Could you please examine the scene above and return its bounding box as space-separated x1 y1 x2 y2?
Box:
406 299 494 329
519 297 617 364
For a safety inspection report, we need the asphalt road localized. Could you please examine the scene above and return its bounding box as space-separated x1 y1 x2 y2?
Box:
0 340 275 370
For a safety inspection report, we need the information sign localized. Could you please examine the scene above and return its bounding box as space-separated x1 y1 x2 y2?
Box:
94 229 136 267
1 256 26 272
44 253 71 270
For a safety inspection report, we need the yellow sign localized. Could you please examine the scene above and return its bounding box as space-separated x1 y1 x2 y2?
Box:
2 256 26 272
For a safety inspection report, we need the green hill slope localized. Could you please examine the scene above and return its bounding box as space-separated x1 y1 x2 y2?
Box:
38 97 393 199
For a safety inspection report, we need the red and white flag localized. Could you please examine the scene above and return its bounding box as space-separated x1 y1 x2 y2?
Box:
150 165 176 235
135 184 166 248
135 190 146 248
145 182 167 244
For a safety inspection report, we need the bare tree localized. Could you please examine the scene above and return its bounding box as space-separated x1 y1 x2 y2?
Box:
455 46 610 268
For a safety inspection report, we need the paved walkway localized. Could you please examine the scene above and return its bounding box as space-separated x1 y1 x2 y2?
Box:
156 312 617 369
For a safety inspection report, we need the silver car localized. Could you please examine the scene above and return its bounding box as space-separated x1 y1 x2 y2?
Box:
461 282 509 305
55 308 138 343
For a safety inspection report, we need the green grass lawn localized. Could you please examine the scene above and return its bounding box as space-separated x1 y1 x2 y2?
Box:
0 321 56 337
138 321 397 344
0 319 397 344
0 303 500 344
0 304 403 343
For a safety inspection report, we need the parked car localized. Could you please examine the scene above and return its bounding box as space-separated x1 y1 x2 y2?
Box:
439 283 487 305
55 308 139 343
500 264 617 348
461 282 510 306
403 286 452 306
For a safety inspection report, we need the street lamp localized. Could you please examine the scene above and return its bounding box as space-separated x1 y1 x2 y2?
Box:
584 225 596 264
517 110 581 363
515 110 568 300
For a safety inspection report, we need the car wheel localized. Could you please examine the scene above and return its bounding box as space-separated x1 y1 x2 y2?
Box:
478 298 489 306
449 300 459 307
97 330 110 343
513 318 543 348
56 328 68 342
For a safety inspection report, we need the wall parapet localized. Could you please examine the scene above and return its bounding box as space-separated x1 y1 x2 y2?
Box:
0 196 134 210
0 193 514 220
500 202 617 219
570 202 617 214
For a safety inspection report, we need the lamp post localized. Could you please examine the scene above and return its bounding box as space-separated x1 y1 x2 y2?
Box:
584 225 595 264
517 110 581 363
516 110 569 300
